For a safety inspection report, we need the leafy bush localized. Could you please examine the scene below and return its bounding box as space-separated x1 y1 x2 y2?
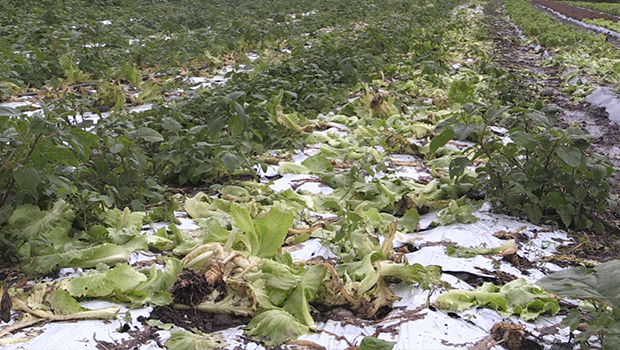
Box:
433 104 614 231
538 260 620 349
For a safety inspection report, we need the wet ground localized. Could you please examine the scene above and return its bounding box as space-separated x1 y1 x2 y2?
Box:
486 0 620 262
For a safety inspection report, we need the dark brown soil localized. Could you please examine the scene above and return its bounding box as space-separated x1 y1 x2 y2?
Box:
142 306 251 333
534 0 620 22
487 0 620 262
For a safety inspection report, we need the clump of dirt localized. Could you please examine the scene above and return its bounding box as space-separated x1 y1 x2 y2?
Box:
142 306 250 333
169 268 225 306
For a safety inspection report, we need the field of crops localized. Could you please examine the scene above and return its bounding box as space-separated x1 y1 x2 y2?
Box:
2 0 620 349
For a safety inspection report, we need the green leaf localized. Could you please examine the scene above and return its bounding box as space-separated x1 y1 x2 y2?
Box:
301 155 333 173
510 131 537 151
592 164 608 183
161 117 183 134
221 152 244 172
137 127 164 142
277 162 310 175
429 129 454 153
21 243 131 275
359 337 396 350
63 263 147 298
13 165 40 191
254 208 294 258
8 199 74 240
0 106 20 117
537 260 620 311
166 330 226 350
245 309 310 346
399 208 420 232
528 111 553 128
556 146 582 167
436 279 558 320
449 157 469 179
283 265 326 329
48 290 87 315
228 114 244 137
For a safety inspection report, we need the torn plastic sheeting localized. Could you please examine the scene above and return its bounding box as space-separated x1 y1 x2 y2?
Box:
387 165 431 181
283 238 339 261
404 211 568 258
268 173 334 195
394 310 493 350
148 217 199 232
405 246 496 277
2 301 154 350
538 5 620 39
307 320 376 348
129 251 159 265
460 307 571 350
587 86 620 129
255 164 279 178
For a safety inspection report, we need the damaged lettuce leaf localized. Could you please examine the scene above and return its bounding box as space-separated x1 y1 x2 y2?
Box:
282 264 326 329
101 207 146 245
0 283 120 341
232 204 293 258
59 259 182 307
179 279 258 316
331 253 441 318
446 240 516 258
165 330 227 350
21 243 131 276
60 263 146 298
125 258 182 306
435 279 559 321
245 309 310 346
6 200 86 260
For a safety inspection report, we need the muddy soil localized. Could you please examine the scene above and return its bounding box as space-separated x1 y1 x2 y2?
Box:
487 0 620 262
534 0 620 22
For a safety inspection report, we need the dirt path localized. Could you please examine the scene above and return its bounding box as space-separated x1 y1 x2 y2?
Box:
486 0 620 261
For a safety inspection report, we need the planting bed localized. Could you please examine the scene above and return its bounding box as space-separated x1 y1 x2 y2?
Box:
534 0 620 21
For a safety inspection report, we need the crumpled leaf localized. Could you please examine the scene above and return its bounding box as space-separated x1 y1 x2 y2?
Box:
435 279 559 321
183 280 257 316
7 200 74 240
232 204 293 258
184 192 216 219
536 259 620 310
3 283 119 338
61 263 146 298
283 264 326 329
101 207 146 245
245 309 310 346
446 239 516 258
21 243 131 276
126 258 182 306
165 330 226 350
